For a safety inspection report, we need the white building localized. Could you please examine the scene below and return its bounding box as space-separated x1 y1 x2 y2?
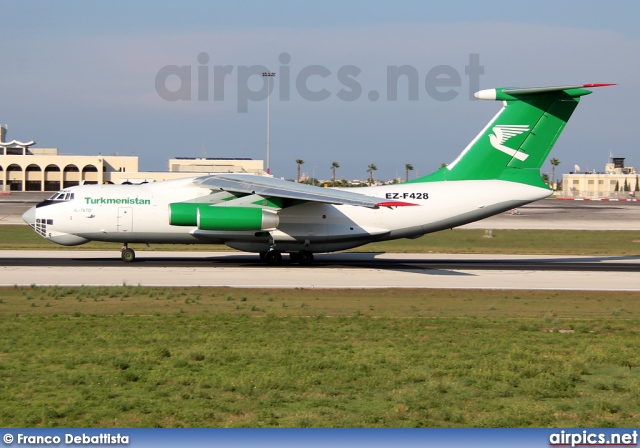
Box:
0 125 265 192
561 157 639 199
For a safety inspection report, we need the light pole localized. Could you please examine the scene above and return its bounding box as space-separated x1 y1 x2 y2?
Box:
262 71 276 175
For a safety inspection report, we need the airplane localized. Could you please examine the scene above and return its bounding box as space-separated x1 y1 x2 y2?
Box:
22 83 613 265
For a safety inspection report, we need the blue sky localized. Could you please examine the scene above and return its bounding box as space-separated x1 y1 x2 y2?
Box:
1 1 638 180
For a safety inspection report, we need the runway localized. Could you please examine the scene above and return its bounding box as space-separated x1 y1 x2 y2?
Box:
460 200 640 230
1 251 639 290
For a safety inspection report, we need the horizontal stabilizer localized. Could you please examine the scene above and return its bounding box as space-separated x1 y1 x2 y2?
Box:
475 83 615 101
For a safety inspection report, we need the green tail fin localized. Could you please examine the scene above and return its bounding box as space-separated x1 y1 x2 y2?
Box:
414 84 613 188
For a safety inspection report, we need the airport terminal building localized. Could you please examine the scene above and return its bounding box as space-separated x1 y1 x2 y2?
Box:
0 125 265 192
561 158 639 199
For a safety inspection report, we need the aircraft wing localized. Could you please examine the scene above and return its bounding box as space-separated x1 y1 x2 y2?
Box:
194 174 414 208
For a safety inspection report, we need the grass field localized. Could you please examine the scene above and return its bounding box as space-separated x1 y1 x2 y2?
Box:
1 286 639 427
2 225 640 255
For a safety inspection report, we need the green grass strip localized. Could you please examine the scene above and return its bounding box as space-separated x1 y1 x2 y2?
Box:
1 286 639 427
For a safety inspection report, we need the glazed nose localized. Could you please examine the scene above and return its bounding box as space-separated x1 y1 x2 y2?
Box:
22 206 36 226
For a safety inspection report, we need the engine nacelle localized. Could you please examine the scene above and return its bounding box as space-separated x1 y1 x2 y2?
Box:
197 206 279 231
168 203 207 226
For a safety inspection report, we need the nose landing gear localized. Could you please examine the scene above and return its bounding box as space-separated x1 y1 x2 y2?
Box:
121 244 135 262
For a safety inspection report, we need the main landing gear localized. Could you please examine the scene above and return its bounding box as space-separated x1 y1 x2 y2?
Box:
121 243 135 262
297 250 314 265
259 249 314 266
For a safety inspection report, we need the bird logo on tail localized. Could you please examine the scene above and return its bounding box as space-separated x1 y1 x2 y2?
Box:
488 125 530 161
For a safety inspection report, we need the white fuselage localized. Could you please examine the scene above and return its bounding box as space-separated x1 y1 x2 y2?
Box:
24 176 550 253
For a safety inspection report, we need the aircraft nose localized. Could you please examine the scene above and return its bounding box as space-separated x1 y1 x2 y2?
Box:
22 206 36 226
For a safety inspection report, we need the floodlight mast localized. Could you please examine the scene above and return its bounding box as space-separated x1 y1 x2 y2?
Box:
262 71 276 175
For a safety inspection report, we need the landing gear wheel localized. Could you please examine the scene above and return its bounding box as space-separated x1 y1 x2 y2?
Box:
298 250 314 266
121 248 136 262
264 250 283 265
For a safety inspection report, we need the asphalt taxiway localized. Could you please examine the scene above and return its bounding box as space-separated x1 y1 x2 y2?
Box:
1 251 638 290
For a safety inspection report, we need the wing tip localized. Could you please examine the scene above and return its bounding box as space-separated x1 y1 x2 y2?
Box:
583 83 616 88
376 201 420 207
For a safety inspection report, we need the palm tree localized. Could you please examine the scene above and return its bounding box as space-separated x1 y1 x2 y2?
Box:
331 161 340 187
295 159 304 182
550 158 560 190
541 173 549 185
367 163 377 186
405 163 414 182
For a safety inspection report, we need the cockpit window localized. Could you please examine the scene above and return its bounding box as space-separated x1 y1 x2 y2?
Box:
48 191 74 201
